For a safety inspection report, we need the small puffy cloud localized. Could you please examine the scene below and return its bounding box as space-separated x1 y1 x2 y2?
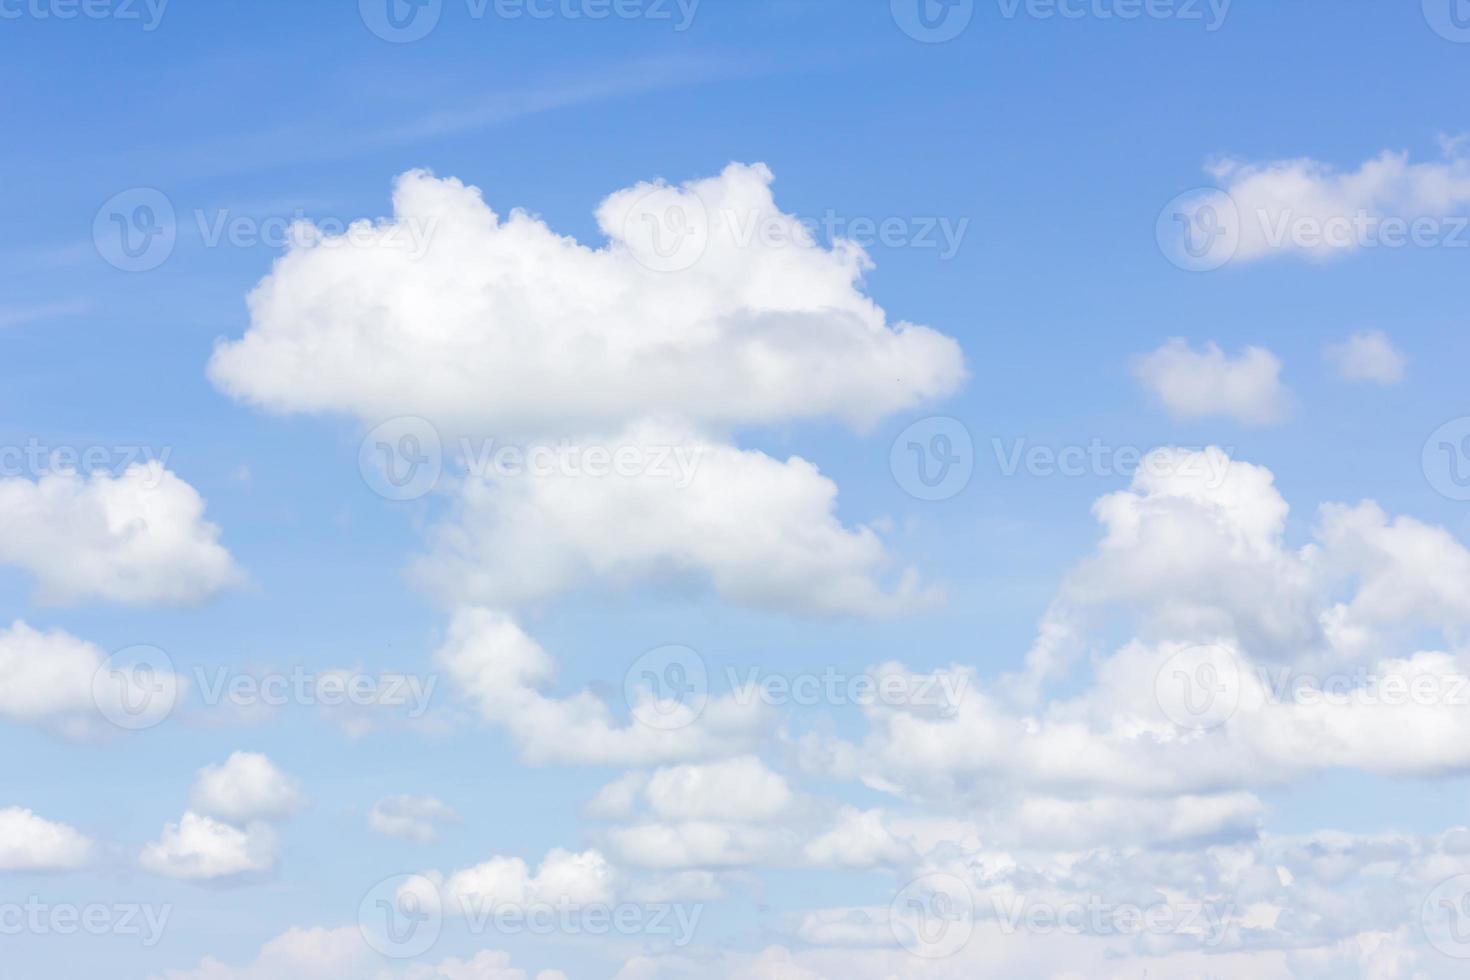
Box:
426 848 617 916
644 757 793 822
435 607 771 767
1133 339 1288 425
190 752 306 824
413 425 933 617
207 164 964 435
1325 330 1406 385
0 620 186 739
368 794 459 843
139 811 278 880
0 806 93 870
0 464 242 606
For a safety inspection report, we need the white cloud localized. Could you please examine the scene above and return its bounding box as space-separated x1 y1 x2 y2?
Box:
368 794 459 843
190 752 306 824
419 848 618 916
1133 339 1288 425
1324 330 1407 385
1205 143 1470 263
207 164 964 435
0 464 242 606
435 607 771 766
0 620 185 738
139 811 278 880
154 927 560 980
412 425 935 617
644 757 793 822
0 806 93 870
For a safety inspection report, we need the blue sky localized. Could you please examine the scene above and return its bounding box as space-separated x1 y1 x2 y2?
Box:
4 2 1470 978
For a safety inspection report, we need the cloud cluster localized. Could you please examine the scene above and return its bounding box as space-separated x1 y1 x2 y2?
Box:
0 464 241 606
